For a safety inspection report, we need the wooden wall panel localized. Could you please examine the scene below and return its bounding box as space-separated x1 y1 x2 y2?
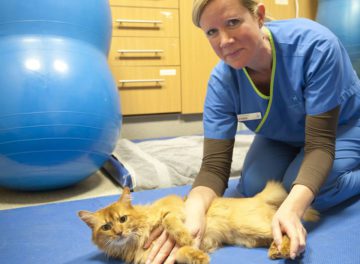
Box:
261 0 318 20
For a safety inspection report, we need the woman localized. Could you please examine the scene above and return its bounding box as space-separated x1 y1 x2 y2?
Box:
144 0 360 263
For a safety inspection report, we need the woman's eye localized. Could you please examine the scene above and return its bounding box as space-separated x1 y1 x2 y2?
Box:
119 215 127 223
206 28 217 37
101 223 112 231
227 19 240 27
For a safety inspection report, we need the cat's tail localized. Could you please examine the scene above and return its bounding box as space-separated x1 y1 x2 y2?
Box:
256 181 288 207
302 207 320 222
257 181 320 222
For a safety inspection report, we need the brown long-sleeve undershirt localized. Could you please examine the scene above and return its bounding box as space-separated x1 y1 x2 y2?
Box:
192 106 340 197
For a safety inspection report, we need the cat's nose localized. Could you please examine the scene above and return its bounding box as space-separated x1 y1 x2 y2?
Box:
114 230 122 236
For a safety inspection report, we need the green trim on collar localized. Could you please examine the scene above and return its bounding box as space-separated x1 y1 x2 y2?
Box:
241 27 277 133
242 68 270 99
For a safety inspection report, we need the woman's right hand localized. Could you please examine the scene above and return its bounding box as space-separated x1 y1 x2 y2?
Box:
183 187 214 248
143 226 178 264
144 186 217 264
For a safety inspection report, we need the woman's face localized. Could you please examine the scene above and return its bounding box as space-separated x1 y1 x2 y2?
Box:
199 0 264 69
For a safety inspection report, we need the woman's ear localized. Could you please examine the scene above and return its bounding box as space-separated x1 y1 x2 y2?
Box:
256 3 266 27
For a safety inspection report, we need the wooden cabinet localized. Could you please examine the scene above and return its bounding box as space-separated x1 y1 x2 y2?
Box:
113 66 181 115
111 6 179 38
109 0 181 115
109 37 180 66
109 0 178 9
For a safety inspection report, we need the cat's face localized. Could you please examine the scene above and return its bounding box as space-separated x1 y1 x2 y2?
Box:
78 188 146 252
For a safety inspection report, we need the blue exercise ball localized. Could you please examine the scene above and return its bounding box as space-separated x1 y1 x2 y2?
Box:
0 0 112 55
317 0 360 75
0 0 121 191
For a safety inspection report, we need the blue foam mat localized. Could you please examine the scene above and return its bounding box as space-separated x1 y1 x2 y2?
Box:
0 180 359 264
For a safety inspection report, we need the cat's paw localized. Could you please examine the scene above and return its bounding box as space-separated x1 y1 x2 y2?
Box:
268 235 291 259
176 246 210 264
176 232 194 247
162 215 193 246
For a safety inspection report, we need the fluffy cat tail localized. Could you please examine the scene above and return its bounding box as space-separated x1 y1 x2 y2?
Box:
257 181 320 222
256 181 288 207
302 207 320 222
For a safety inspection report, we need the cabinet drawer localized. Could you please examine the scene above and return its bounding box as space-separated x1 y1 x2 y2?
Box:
112 66 181 115
109 0 178 8
111 7 179 38
109 37 180 66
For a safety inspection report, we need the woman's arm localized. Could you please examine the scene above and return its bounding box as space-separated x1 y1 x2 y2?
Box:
192 138 235 196
293 106 340 194
272 184 314 259
184 186 218 247
272 106 340 259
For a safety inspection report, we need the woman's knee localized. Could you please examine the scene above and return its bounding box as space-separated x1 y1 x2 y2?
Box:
312 163 360 211
237 172 267 197
239 137 300 196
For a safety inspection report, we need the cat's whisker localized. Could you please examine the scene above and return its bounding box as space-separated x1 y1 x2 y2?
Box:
104 237 115 248
131 230 140 237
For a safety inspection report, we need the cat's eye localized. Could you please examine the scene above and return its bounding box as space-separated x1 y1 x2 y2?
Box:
101 223 112 231
119 215 127 223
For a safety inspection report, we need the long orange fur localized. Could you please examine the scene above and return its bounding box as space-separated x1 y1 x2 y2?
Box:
78 181 319 263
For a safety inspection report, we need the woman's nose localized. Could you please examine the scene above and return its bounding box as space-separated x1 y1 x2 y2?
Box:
219 30 234 48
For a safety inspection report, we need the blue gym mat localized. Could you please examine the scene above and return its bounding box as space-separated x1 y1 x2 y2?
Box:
0 179 359 264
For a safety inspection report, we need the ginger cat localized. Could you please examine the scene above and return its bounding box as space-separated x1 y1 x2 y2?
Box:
78 182 319 264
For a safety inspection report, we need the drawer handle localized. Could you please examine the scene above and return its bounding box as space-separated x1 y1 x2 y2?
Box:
117 49 164 54
116 19 163 25
119 79 165 84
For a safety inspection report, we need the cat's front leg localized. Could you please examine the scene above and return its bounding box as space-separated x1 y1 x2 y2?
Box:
162 212 194 247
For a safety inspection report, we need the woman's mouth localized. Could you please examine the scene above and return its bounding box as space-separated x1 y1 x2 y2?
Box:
225 49 242 60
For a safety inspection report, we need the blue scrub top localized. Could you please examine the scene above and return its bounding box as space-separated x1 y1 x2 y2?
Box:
203 18 360 145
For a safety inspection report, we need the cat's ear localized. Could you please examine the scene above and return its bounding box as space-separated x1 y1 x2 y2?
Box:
118 187 132 206
78 210 97 228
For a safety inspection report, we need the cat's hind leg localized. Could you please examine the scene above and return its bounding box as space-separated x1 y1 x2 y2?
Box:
268 235 291 259
199 236 220 253
176 246 210 264
162 213 193 247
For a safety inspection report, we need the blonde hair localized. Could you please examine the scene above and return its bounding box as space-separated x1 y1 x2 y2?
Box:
192 0 259 27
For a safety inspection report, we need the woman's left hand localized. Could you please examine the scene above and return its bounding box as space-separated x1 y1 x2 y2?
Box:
271 184 315 260
272 203 307 259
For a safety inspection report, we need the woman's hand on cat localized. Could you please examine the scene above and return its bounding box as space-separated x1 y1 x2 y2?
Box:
272 205 307 260
183 193 208 248
272 184 315 260
144 186 216 264
144 226 178 264
143 200 207 264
